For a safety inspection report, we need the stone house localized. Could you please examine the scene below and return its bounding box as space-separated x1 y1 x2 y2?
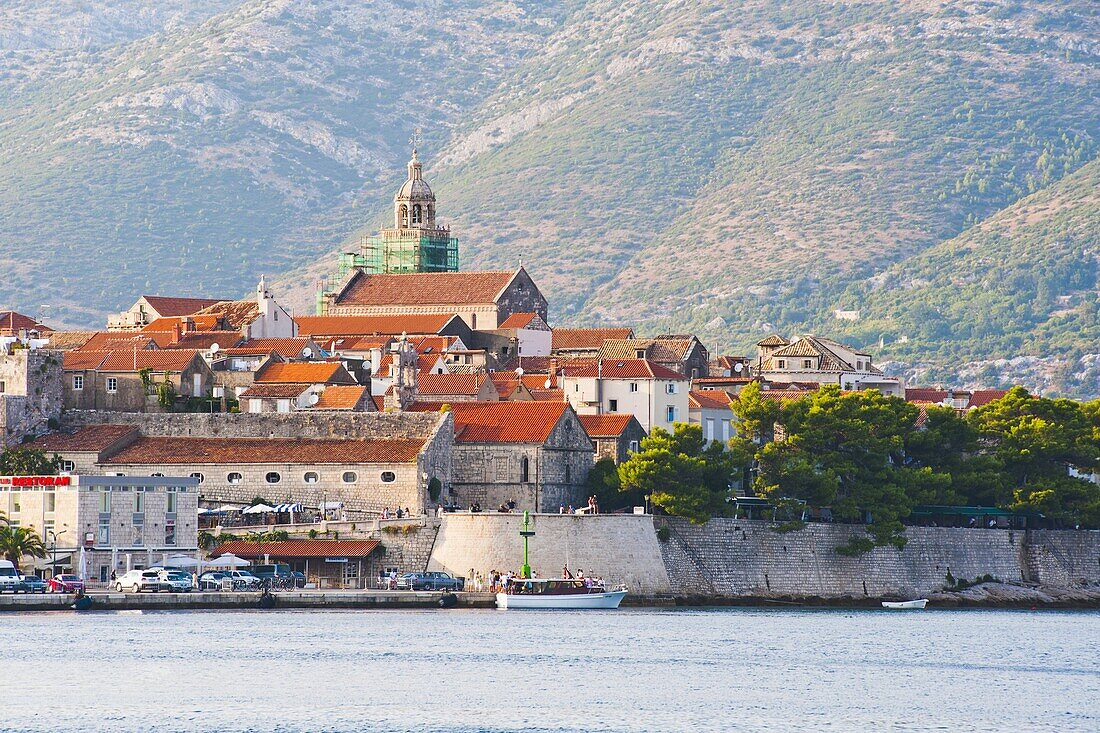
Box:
488 312 552 357
442 401 593 512
414 372 499 403
755 334 904 396
577 413 647 464
688 390 736 445
559 359 690 434
62 349 214 412
107 295 227 332
597 335 710 379
0 311 53 337
322 267 548 332
550 328 634 360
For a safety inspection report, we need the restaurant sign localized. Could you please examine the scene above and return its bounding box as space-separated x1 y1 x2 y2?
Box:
0 475 72 487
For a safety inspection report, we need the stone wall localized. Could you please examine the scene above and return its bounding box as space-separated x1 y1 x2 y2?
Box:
658 518 1036 599
428 513 672 595
376 520 441 577
0 349 63 447
1025 530 1100 586
63 410 445 441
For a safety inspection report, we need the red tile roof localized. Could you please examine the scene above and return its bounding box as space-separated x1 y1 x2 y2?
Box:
141 315 224 333
193 300 261 329
78 331 160 352
295 314 457 337
165 331 242 350
238 384 312 399
255 362 346 384
30 425 138 453
62 350 111 371
528 388 564 401
447 401 570 443
337 270 518 307
231 338 317 359
578 413 637 438
46 331 97 351
689 390 735 410
103 436 425 465
905 388 949 403
498 312 538 329
142 295 226 317
0 311 50 334
551 328 633 351
98 350 204 373
416 372 488 396
559 359 686 380
967 390 1009 408
521 373 556 389
313 385 369 410
214 540 380 559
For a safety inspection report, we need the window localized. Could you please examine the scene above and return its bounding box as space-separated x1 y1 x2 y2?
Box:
72 374 84 390
342 471 357 484
106 377 118 393
691 368 699 379
471 313 477 329
412 203 422 225
665 383 677 394
11 492 22 513
666 406 676 423
97 520 110 545
189 472 204 484
777 360 786 369
45 492 55 513
150 472 164 477
628 440 640 453
574 383 579 392
380 471 396 483
134 490 144 513
856 360 863 370
164 491 177 514
265 472 281 484
99 490 111 513
249 399 263 413
277 399 290 413
635 349 646 359
227 472 243 485
400 204 408 226
803 359 812 369
133 526 143 547
304 472 319 484
629 382 638 393
60 460 74 473
0 381 5 393
608 399 618 412
520 456 530 483
164 522 176 547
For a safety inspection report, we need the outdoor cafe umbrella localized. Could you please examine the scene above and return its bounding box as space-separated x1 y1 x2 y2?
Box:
162 555 202 569
204 554 251 568
241 503 276 515
217 504 244 512
78 546 88 582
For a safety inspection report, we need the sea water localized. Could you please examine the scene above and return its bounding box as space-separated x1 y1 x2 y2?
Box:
2 607 1098 732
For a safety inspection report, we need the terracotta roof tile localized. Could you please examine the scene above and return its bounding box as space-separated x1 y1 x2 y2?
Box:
192 300 260 329
905 388 950 403
295 314 457 337
62 350 110 370
598 338 695 364
689 390 735 410
416 372 487 396
552 328 633 351
447 401 570 443
578 413 636 438
967 390 1009 407
0 311 50 335
498 312 539 329
79 332 159 352
336 270 516 307
29 424 138 453
232 338 317 359
559 359 686 380
142 296 226 317
98 350 203 373
141 315 224 333
238 384 312 399
214 540 380 559
46 331 97 351
165 331 242 350
103 436 425 465
756 334 789 347
255 362 348 384
528 388 564 401
313 385 369 410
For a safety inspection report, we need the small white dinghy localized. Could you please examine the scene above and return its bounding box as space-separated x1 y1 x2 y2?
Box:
882 599 929 610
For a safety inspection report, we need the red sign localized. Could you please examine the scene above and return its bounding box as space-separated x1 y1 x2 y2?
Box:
0 476 71 487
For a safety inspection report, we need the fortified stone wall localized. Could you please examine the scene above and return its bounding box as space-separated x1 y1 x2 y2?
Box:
1025 530 1100 586
428 513 672 596
657 518 1079 599
377 520 440 576
0 349 63 447
63 410 445 441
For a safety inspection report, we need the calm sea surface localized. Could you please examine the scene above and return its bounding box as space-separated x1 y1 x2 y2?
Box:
2 607 1098 732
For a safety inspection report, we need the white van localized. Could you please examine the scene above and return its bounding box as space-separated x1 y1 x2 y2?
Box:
0 560 20 593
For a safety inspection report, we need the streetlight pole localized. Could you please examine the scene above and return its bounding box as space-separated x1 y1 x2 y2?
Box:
48 529 67 579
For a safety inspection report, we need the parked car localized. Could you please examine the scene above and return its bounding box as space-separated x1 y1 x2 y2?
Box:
197 571 230 591
115 569 162 593
0 560 21 593
251 564 292 581
47 574 86 593
16 574 49 594
396 571 464 591
158 569 194 592
226 570 262 588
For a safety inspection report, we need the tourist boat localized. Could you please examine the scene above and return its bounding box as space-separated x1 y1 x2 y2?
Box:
496 578 628 610
881 599 929 610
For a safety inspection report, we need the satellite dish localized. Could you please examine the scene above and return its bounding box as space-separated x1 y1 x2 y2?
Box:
302 347 313 359
515 367 524 378
544 379 552 389
734 363 744 373
209 343 220 354
308 393 320 405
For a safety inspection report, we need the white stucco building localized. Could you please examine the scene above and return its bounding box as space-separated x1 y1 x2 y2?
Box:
559 359 690 434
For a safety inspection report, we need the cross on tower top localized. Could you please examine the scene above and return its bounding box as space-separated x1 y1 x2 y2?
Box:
408 127 422 157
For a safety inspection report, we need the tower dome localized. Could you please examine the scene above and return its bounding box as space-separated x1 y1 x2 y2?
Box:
394 148 436 229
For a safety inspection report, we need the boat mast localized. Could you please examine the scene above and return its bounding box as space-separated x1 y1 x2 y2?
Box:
520 510 535 578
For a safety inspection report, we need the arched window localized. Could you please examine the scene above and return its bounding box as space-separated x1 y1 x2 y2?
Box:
520 456 530 483
399 205 409 227
227 472 243 485
471 313 477 329
265 472 281 484
304 472 319 484
189 472 204 484
411 204 422 225
342 471 357 484
380 471 396 483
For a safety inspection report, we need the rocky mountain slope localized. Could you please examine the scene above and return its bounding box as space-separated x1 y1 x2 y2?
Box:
0 0 1096 395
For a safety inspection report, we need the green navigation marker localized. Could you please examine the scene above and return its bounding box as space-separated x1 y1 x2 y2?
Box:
520 510 534 578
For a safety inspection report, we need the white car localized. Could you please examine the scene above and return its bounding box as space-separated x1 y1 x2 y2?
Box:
158 569 194 592
226 570 262 588
0 560 20 593
115 569 163 593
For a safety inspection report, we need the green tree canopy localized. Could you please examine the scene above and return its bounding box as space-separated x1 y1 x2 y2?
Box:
0 446 61 476
0 525 47 571
618 423 742 523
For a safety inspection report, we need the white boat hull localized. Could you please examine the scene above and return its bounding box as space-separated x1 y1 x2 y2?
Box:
496 590 627 610
882 599 928 609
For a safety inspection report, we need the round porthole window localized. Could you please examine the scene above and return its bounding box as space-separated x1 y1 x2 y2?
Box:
381 471 396 483
265 472 281 484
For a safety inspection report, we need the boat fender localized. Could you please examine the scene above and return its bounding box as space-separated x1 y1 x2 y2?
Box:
72 596 95 611
438 592 459 609
257 592 278 610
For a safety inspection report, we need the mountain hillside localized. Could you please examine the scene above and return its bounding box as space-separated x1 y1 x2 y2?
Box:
0 0 1097 395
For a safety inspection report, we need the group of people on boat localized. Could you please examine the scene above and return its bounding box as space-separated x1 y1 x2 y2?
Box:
464 565 607 593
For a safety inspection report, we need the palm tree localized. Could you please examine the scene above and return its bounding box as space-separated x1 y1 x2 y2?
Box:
0 525 47 572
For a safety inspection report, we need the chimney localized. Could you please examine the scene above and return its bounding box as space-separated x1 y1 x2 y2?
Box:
172 321 182 345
